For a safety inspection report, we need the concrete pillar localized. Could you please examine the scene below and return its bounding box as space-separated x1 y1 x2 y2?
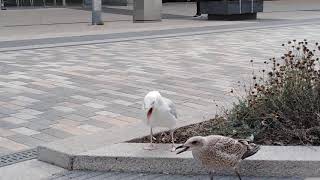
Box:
133 0 162 22
92 0 104 25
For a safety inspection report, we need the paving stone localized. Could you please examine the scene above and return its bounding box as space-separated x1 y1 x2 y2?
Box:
0 128 16 137
11 113 36 120
12 96 40 103
90 116 129 127
83 103 106 109
94 111 120 118
115 115 141 124
71 95 92 101
18 108 44 115
27 103 53 111
112 99 134 106
52 106 76 113
0 121 21 129
0 137 29 151
0 147 12 156
73 106 100 118
0 108 18 115
1 117 28 124
50 123 91 135
60 114 88 122
85 119 114 129
31 133 60 142
36 113 63 122
6 134 45 147
41 128 73 139
22 122 51 131
11 127 40 136
8 100 31 107
3 103 25 110
77 124 104 133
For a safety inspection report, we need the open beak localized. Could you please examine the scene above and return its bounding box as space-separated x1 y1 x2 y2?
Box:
176 145 189 154
147 108 153 120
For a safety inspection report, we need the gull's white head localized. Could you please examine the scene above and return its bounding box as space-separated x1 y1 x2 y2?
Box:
176 136 206 154
143 91 162 120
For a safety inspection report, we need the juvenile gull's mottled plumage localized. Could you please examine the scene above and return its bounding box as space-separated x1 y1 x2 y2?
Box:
176 135 260 180
143 91 177 151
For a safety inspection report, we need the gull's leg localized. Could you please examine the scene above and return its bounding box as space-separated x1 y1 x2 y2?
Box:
170 129 176 152
209 171 214 180
234 168 242 180
144 128 156 150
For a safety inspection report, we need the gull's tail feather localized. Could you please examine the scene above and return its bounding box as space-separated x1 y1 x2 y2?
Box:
239 140 260 160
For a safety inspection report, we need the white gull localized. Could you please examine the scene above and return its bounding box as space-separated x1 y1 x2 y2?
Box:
143 91 177 151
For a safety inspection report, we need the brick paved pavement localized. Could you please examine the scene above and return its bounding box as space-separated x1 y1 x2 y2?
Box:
49 170 307 180
1 21 320 155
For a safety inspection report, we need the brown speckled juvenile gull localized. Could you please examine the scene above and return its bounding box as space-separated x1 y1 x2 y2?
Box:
176 135 260 180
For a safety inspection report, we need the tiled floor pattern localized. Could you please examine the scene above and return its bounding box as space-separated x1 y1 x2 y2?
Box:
1 23 320 155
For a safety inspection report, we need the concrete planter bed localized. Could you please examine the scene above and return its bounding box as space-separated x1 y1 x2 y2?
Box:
37 122 320 178
73 143 320 177
200 0 264 20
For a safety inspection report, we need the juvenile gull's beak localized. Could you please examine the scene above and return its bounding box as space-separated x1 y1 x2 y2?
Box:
176 145 189 154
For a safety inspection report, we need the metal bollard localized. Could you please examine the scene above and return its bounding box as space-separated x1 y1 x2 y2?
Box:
1 0 6 10
92 0 104 25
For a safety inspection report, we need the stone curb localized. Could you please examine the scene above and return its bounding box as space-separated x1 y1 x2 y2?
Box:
37 114 208 169
38 116 320 177
73 143 320 177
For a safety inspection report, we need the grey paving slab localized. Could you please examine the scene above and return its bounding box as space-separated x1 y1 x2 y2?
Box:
22 121 52 131
0 147 12 156
7 134 46 147
0 121 21 129
31 133 60 142
83 120 113 129
49 171 306 180
0 159 67 180
40 128 73 139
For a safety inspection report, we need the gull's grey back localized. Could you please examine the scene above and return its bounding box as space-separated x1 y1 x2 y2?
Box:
163 97 178 119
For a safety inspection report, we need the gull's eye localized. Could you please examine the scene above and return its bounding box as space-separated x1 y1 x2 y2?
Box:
191 141 198 145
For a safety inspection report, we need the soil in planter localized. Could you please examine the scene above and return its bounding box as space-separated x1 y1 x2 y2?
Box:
128 116 320 146
128 117 245 145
